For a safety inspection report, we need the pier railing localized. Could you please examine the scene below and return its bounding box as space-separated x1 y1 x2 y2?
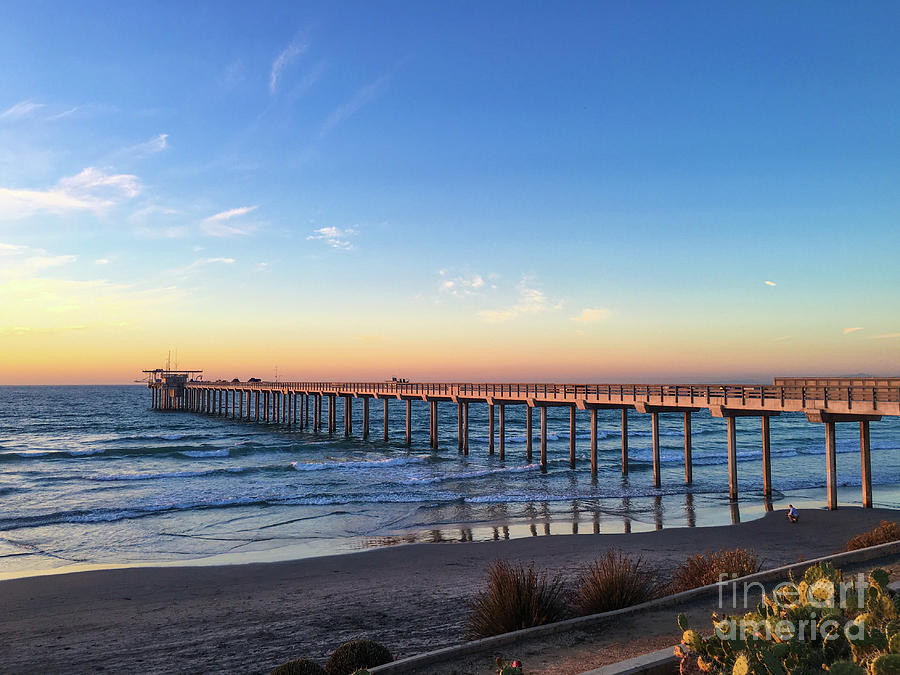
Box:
180 380 900 414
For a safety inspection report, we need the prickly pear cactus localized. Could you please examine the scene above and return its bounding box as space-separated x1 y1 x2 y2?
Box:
674 563 900 674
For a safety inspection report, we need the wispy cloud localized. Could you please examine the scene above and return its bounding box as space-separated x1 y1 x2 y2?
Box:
478 276 561 323
306 226 357 250
320 74 389 137
438 270 485 297
571 308 610 323
0 167 141 219
270 37 308 94
94 258 109 265
116 133 168 160
872 332 900 340
200 206 258 237
1 100 45 120
764 280 776 287
773 335 792 342
843 326 864 334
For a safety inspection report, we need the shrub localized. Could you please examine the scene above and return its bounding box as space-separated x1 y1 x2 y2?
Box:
270 658 326 675
676 563 898 674
574 550 660 615
668 548 759 594
324 640 392 675
466 560 567 639
844 520 900 552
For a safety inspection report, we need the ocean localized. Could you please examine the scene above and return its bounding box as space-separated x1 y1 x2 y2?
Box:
1 385 899 579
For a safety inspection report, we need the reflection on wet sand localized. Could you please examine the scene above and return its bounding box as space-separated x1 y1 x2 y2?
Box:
357 489 786 550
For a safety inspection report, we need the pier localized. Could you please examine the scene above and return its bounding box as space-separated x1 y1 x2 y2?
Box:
146 372 900 511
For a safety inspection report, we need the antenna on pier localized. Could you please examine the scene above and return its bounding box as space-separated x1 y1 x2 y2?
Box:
166 349 171 371
274 365 278 383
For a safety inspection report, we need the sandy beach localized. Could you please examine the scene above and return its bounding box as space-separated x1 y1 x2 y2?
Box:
0 507 896 674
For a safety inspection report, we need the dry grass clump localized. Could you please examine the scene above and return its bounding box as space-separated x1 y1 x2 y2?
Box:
668 548 760 594
466 560 567 639
844 521 900 552
324 640 392 675
574 550 661 615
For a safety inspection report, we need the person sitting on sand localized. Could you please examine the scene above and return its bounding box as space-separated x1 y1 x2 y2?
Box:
787 504 799 523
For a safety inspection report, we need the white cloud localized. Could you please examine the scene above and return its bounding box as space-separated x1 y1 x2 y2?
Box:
571 308 611 323
0 167 141 219
320 75 389 137
306 226 357 250
1 100 45 120
270 38 308 94
0 242 25 254
843 326 864 334
438 270 485 297
478 276 561 323
119 133 168 159
872 333 900 340
764 280 776 286
200 205 258 237
94 258 109 265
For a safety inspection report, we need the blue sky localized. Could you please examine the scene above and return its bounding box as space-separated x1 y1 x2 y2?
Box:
1 1 899 383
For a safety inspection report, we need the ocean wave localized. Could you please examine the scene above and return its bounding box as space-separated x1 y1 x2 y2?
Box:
180 449 229 458
85 467 250 482
409 463 541 484
291 456 428 472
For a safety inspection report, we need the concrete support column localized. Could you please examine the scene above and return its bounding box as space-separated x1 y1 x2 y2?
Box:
621 408 629 475
526 407 533 462
590 408 598 477
457 401 463 452
344 396 352 436
860 420 872 508
499 404 505 460
569 406 576 469
463 402 469 455
762 416 772 497
264 391 269 422
363 397 369 440
383 398 389 441
255 391 260 421
239 390 243 419
329 395 336 434
540 406 547 471
405 399 411 446
825 420 838 510
489 404 495 454
429 400 437 449
231 390 235 419
684 412 692 484
726 416 738 502
314 394 320 432
651 411 661 488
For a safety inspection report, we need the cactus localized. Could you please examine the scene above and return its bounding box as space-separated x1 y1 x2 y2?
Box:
674 563 900 674
871 653 900 675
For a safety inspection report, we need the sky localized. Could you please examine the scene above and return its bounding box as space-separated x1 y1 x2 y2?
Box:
1 1 899 384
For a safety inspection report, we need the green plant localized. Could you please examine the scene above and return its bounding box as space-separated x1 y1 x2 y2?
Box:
675 563 900 674
574 550 660 615
324 640 392 675
466 560 567 639
495 657 523 674
270 658 327 675
668 548 760 594
844 521 900 552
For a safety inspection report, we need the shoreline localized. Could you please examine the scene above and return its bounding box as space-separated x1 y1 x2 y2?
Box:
1 483 891 582
1 507 897 674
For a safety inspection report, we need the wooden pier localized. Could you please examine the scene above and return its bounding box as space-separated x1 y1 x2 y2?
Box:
146 373 900 511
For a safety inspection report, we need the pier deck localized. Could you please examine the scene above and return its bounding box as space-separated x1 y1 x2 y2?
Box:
147 375 900 512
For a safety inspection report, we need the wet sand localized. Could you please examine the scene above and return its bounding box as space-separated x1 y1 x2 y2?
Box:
0 507 896 674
